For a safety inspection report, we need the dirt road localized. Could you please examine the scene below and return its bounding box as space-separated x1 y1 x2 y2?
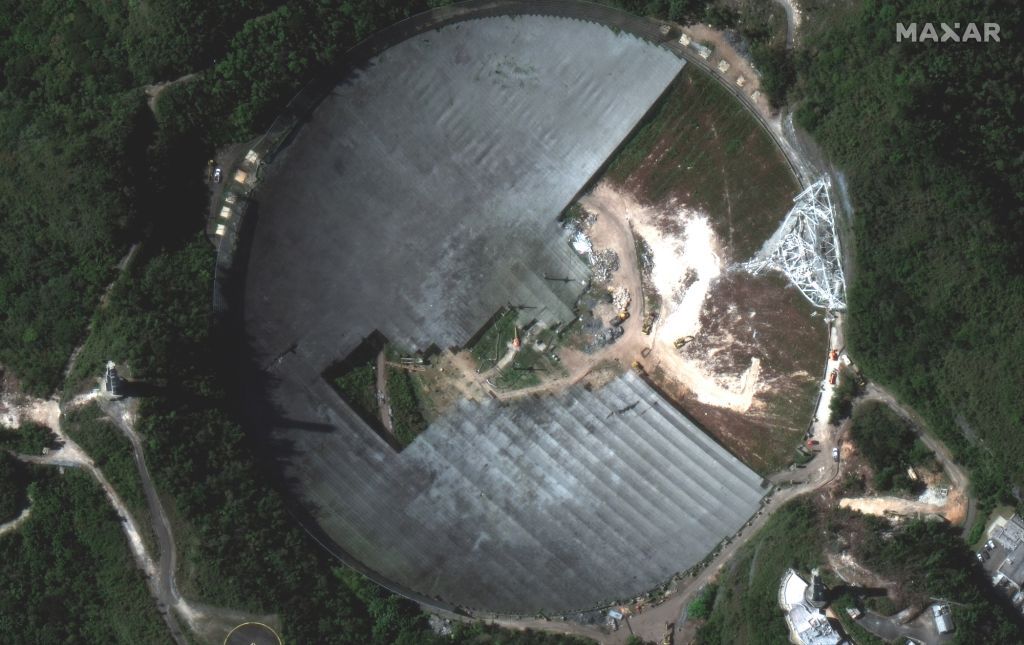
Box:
860 384 974 535
460 440 841 644
9 395 189 644
3 390 270 644
771 0 801 48
0 498 32 537
98 397 277 643
376 351 394 434
144 72 197 114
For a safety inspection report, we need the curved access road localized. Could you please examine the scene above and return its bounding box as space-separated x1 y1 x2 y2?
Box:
97 397 276 644
14 396 190 644
860 383 975 537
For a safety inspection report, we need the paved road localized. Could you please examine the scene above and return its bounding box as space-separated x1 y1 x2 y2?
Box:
97 398 274 643
375 351 394 434
772 0 798 48
857 608 952 644
16 396 190 644
98 400 184 620
11 393 270 644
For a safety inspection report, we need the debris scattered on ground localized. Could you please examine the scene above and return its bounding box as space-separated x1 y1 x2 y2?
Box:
611 286 630 313
572 230 593 255
590 248 619 283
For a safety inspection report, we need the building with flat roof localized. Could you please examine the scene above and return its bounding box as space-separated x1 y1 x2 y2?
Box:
931 603 954 634
997 542 1024 591
991 514 1024 550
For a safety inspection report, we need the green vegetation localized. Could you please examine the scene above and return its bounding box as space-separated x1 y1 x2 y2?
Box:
698 499 1020 644
850 517 1018 642
850 402 934 493
81 239 378 640
559 203 588 227
449 623 593 645
496 348 552 390
606 68 797 258
697 500 822 644
387 368 428 446
688 583 718 620
0 9 147 395
794 0 1024 502
1 0 449 397
0 3 595 638
0 423 57 456
63 405 156 555
827 368 862 425
790 448 814 467
470 308 519 370
0 453 29 524
830 592 886 645
332 362 380 421
0 469 168 643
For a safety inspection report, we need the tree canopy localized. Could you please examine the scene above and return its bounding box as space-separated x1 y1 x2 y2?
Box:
795 0 1024 500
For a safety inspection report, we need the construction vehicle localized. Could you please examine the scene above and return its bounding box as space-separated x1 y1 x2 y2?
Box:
673 335 694 350
828 369 838 385
631 361 644 374
830 349 839 361
641 311 657 335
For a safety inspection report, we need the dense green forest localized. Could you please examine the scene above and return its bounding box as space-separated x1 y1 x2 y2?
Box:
0 0 451 395
63 404 158 554
0 421 56 456
0 452 29 523
850 401 936 493
0 469 169 643
793 0 1024 502
835 513 1020 641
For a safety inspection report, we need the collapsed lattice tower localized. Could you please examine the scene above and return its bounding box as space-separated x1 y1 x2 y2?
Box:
744 178 846 310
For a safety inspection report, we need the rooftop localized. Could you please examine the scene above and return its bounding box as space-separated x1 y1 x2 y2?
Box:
779 569 843 645
997 542 1024 588
992 514 1024 550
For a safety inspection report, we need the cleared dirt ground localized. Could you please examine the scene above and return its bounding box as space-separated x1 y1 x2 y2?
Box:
607 68 799 261
588 66 824 473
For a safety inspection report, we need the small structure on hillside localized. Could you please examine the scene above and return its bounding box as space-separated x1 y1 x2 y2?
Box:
693 42 712 60
778 569 844 645
102 361 123 399
931 603 954 634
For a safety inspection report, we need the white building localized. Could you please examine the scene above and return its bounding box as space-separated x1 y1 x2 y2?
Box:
778 569 844 645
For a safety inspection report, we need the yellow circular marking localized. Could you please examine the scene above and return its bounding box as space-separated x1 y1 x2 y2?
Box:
223 621 283 645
